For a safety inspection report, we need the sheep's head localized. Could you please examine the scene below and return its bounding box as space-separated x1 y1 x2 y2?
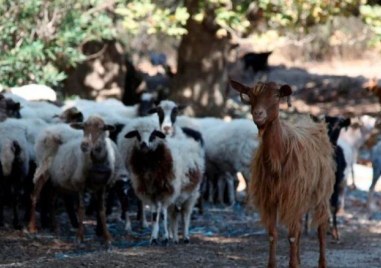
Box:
148 100 186 136
55 107 84 123
71 116 115 154
124 118 165 153
230 80 292 129
5 99 21 119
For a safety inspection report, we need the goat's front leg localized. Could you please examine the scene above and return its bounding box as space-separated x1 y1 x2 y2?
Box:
150 203 161 245
76 192 85 243
28 173 49 233
95 189 111 245
267 207 278 268
288 221 301 268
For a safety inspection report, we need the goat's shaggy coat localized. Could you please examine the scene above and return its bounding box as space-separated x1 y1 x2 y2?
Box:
251 118 335 229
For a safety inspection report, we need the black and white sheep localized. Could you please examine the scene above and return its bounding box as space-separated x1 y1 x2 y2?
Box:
118 117 204 244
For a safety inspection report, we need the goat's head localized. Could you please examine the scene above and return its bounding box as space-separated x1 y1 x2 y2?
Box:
324 115 351 145
124 118 165 153
148 100 186 136
230 80 292 128
71 116 115 155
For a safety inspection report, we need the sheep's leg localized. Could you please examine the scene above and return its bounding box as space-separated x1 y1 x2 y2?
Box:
267 208 278 268
288 222 301 268
349 165 356 189
150 203 161 245
28 173 49 233
161 206 169 245
182 194 198 244
10 183 20 229
367 168 381 215
114 180 131 232
317 222 328 268
207 176 214 203
0 186 4 227
168 205 179 243
95 189 111 245
217 176 225 204
63 193 79 229
226 174 236 206
76 192 85 243
140 201 148 228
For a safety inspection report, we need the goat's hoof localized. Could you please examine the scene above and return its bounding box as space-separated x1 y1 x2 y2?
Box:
183 238 190 244
150 239 158 245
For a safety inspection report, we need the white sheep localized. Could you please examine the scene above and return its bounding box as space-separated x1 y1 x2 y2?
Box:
10 84 57 102
28 116 126 245
338 115 377 189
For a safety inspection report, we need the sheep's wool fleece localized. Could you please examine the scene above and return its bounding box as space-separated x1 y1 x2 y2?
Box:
250 116 335 229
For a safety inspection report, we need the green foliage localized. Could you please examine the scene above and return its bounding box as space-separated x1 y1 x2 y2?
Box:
116 1 189 37
0 0 116 87
360 4 381 44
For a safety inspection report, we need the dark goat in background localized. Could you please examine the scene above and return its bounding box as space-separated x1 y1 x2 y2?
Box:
242 51 272 73
312 115 351 240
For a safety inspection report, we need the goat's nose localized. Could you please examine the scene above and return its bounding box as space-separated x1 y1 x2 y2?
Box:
80 142 89 152
253 110 264 117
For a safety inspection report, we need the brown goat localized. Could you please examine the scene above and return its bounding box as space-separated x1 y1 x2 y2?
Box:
230 81 335 268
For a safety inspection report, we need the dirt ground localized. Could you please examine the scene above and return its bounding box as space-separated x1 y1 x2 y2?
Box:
2 58 381 267
1 189 381 268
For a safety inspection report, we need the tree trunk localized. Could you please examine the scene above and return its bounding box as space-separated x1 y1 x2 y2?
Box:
171 1 232 117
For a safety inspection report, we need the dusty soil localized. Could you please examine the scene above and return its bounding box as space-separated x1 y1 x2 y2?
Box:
1 189 381 268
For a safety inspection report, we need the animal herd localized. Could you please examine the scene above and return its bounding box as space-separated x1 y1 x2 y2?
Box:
0 80 380 268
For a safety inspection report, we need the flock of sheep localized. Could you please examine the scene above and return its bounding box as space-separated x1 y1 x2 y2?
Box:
0 81 380 267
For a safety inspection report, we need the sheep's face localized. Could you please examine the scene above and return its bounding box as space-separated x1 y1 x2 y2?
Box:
149 100 186 136
71 116 115 154
125 128 166 153
324 116 351 145
5 99 21 119
230 80 292 128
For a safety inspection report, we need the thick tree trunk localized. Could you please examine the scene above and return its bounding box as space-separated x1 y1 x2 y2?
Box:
171 1 231 117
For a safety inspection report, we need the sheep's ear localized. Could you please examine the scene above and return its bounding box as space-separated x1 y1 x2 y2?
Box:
177 104 187 112
279 84 292 97
52 114 59 118
70 122 84 130
230 80 249 94
342 118 351 128
125 130 139 139
73 112 84 122
153 130 166 139
148 107 158 114
103 124 116 132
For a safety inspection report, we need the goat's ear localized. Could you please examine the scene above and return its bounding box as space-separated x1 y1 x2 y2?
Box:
153 130 166 139
103 124 116 132
279 84 292 97
148 107 158 114
230 80 249 94
124 130 139 139
70 122 84 130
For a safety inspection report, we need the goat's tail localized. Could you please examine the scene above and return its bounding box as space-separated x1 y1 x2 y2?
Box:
1 140 20 177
